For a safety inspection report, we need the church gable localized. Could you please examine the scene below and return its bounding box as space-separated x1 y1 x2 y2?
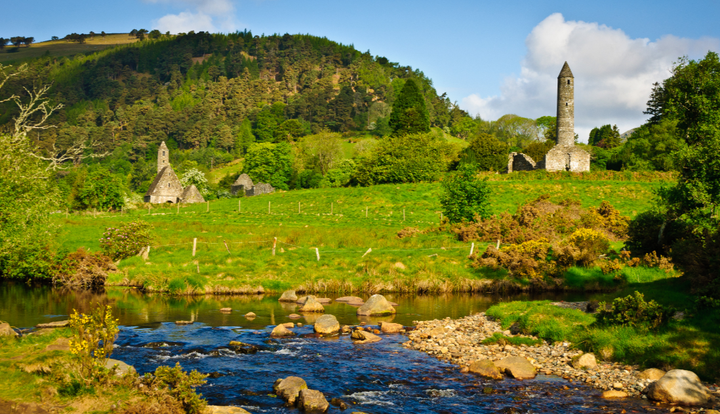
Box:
144 166 184 203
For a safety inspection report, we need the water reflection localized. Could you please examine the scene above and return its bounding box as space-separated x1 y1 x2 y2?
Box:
0 281 589 329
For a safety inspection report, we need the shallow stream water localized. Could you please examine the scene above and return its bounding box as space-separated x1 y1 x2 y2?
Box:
1 283 657 413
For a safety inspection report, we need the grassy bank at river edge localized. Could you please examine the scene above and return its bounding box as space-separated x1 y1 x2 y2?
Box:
485 275 720 382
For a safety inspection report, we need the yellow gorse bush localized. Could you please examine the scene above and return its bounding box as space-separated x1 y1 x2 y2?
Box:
69 304 119 380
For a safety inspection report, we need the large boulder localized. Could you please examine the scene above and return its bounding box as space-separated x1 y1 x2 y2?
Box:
644 369 712 405
335 296 364 303
105 359 135 376
313 315 340 335
297 389 329 413
273 376 308 405
0 322 17 337
469 359 503 380
356 294 396 316
279 290 298 302
379 322 404 334
495 356 536 380
299 296 325 313
638 368 666 381
271 324 295 337
351 329 381 344
571 353 597 370
35 320 70 329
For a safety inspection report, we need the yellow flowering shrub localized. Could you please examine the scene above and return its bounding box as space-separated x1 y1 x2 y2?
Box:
69 304 119 381
560 228 610 266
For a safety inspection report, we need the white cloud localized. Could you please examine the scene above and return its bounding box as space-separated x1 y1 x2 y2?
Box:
461 13 720 141
154 11 217 34
148 0 237 34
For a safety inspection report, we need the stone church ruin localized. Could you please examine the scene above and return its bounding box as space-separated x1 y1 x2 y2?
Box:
230 173 275 197
144 142 206 204
507 62 590 173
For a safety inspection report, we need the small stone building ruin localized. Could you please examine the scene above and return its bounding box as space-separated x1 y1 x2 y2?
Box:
230 173 275 197
507 62 590 173
144 142 206 204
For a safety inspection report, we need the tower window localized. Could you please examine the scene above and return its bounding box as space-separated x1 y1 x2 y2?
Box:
567 80 571 85
163 151 165 156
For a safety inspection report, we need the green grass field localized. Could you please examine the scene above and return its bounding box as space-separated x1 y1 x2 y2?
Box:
54 177 675 294
0 34 139 63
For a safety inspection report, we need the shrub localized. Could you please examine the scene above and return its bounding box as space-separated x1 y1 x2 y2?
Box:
596 291 674 330
69 304 120 381
52 247 114 289
140 363 207 414
99 221 152 261
440 164 491 223
580 201 629 237
476 239 553 280
560 228 610 266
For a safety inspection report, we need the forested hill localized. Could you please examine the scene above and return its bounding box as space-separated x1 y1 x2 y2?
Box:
0 31 467 161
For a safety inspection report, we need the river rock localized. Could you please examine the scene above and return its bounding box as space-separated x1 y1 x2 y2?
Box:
313 315 340 335
245 312 256 319
335 296 363 303
297 389 329 413
0 322 17 337
638 368 666 381
271 324 295 337
351 329 381 344
35 320 70 329
315 298 332 304
44 337 70 351
273 376 308 405
279 290 298 302
495 356 536 380
220 308 232 313
299 296 325 313
469 359 503 380
175 320 194 325
644 369 712 405
356 294 396 316
229 341 259 354
602 390 628 398
571 353 597 370
282 322 295 328
105 359 135 376
288 314 301 319
379 322 404 333
205 406 251 414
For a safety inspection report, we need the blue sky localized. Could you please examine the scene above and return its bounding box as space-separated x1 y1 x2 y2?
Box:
2 0 719 139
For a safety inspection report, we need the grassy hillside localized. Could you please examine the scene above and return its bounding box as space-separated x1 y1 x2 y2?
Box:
0 34 139 63
55 178 673 294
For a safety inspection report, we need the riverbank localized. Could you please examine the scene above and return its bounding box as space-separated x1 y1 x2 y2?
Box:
404 301 720 402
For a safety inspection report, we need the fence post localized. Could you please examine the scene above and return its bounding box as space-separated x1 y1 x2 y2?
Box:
66 208 69 219
224 240 230 253
206 201 209 213
298 202 301 214
148 206 151 215
268 201 271 214
496 239 501 249
362 248 372 258
177 203 179 214
365 207 368 218
315 248 320 261
331 202 333 215
272 237 277 256
239 199 241 213
469 242 475 257
403 208 405 221
192 238 197 257
440 212 443 222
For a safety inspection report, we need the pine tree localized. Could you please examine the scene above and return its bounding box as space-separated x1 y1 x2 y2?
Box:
389 79 430 136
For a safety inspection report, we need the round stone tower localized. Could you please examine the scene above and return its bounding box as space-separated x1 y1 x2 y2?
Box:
158 141 169 173
556 62 574 146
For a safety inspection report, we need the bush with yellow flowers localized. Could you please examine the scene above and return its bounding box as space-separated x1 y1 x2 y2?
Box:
69 304 119 382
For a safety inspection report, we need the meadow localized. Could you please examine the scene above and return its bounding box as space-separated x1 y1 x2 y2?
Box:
55 176 676 294
0 34 138 63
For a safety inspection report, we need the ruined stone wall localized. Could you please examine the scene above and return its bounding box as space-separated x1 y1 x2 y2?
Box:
246 183 275 196
144 166 184 203
181 185 205 203
231 174 254 196
507 152 537 173
542 145 590 172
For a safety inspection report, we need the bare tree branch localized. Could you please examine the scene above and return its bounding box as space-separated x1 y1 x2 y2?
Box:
0 63 27 104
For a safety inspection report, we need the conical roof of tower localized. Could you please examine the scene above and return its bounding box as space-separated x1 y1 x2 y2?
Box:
159 141 168 149
558 61 574 78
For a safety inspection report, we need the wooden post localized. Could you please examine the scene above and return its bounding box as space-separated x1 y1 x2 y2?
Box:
268 201 271 214
362 248 372 258
224 240 230 253
403 208 406 221
66 208 68 219
315 248 320 261
440 212 443 222
146 245 151 259
177 203 179 214
121 205 123 215
469 242 475 257
365 207 368 218
148 206 151 215
238 199 241 213
331 202 333 215
206 201 209 213
272 237 277 256
196 263 200 273
192 238 197 257
298 202 301 214
496 239 501 249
